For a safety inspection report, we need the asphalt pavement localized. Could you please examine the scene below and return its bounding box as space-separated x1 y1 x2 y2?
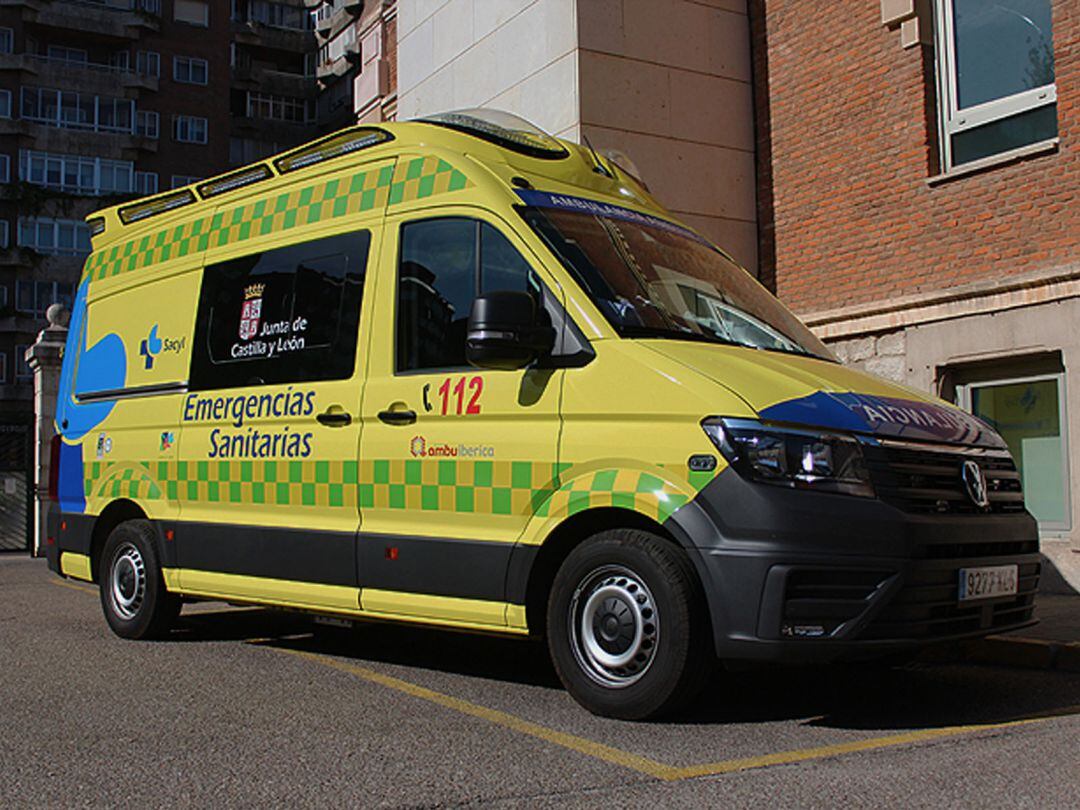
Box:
2 555 1078 808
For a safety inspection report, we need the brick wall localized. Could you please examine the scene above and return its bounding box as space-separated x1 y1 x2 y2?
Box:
750 0 1079 315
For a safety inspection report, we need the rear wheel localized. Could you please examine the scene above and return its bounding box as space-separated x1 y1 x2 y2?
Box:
546 529 710 720
99 519 180 639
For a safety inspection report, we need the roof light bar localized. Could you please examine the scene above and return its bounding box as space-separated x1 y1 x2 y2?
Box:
118 189 197 225
274 127 392 174
198 165 273 199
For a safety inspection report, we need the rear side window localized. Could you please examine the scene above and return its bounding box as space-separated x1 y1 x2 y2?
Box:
397 218 540 372
190 230 370 390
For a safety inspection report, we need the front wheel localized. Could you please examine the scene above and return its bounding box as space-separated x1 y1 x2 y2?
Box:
99 519 180 639
546 529 711 720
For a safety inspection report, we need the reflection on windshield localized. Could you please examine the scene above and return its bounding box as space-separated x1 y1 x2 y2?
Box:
522 208 833 360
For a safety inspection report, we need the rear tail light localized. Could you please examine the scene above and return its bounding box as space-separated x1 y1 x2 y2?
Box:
48 434 62 502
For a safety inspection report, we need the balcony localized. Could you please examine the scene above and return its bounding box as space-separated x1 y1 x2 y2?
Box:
7 0 160 40
0 54 158 96
313 0 361 40
231 21 316 54
9 120 157 159
231 64 314 99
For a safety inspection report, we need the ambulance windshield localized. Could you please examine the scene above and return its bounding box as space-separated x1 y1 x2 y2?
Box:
522 207 833 360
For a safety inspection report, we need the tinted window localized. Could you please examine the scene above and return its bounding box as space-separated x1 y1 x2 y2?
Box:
190 230 369 390
397 218 540 372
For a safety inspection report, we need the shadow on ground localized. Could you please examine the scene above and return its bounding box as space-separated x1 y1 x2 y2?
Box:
170 605 1080 732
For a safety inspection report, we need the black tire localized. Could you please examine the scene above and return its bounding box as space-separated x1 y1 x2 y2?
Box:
546 529 711 720
98 519 180 640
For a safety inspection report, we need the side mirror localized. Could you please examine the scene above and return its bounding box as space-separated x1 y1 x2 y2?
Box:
466 291 555 370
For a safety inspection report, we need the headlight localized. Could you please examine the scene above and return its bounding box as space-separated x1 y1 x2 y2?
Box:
702 418 874 498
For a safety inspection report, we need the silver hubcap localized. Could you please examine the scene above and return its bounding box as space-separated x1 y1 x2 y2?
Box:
109 542 146 621
569 565 659 688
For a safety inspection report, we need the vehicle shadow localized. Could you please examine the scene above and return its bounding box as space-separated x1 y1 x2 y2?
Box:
170 605 1080 731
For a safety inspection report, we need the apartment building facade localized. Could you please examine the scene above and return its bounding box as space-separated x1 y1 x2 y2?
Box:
0 0 397 428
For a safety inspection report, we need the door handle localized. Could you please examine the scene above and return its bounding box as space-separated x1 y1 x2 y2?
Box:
316 407 352 427
377 408 417 426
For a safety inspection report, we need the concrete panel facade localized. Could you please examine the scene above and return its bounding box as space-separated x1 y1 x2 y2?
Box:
396 0 758 270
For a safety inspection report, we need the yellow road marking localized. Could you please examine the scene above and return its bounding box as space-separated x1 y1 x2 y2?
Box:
265 645 1074 782
57 580 1072 782
267 646 674 780
49 579 97 596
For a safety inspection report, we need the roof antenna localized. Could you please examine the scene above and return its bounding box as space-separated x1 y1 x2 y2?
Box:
581 132 615 179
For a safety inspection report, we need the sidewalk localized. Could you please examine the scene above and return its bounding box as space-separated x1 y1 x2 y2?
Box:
941 594 1080 674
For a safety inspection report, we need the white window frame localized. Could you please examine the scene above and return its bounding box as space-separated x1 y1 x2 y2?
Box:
18 150 134 195
173 55 209 85
136 110 159 139
957 372 1072 534
0 89 11 119
135 171 158 195
17 218 92 257
19 87 134 133
173 115 208 144
933 0 1058 173
171 174 201 189
136 50 161 78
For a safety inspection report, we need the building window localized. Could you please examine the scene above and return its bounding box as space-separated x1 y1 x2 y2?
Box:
246 1 313 30
135 171 158 195
0 283 6 307
46 45 88 65
934 0 1057 172
20 87 134 133
173 115 208 144
14 280 74 320
229 137 280 165
170 175 201 189
0 154 8 183
15 345 31 383
136 51 161 77
173 56 209 85
19 150 134 195
0 90 11 119
17 218 91 257
139 0 162 14
174 0 209 27
0 28 13 54
136 110 159 139
958 373 1071 532
0 352 6 384
246 92 309 123
0 220 8 248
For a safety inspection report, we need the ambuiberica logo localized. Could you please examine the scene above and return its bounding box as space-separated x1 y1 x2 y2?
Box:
410 435 495 458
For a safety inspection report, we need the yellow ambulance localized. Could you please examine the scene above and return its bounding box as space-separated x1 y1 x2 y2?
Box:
46 110 1038 719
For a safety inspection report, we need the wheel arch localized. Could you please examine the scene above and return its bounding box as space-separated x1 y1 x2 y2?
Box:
88 499 149 582
520 506 693 639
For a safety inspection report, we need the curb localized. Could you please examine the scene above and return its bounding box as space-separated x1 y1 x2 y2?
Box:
926 636 1080 673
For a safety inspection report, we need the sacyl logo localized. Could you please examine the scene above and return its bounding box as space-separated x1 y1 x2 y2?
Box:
139 324 162 369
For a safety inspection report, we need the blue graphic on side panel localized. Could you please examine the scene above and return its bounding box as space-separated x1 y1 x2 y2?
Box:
139 324 161 369
55 278 128 514
761 391 1005 449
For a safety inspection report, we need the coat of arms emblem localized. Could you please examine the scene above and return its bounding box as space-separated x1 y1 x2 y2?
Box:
239 283 265 340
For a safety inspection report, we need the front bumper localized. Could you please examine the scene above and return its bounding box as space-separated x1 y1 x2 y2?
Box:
667 468 1040 662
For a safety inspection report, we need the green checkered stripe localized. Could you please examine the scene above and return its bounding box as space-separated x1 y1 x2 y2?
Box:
86 462 163 501
85 459 716 521
84 155 472 284
86 460 359 508
535 468 718 524
358 459 568 515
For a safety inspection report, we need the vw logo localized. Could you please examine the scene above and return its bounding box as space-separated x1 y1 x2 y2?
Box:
961 460 990 508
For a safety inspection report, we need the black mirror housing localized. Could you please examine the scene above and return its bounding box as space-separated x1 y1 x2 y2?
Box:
466 291 555 370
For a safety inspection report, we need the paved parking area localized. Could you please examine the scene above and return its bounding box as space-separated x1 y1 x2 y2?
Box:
3 555 1078 807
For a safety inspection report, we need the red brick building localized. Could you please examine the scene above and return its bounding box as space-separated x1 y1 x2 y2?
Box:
751 0 1078 554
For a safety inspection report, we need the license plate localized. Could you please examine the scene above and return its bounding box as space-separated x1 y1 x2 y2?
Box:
958 565 1018 602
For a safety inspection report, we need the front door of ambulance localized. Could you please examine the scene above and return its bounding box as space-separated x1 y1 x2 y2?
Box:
177 227 374 604
358 213 562 627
